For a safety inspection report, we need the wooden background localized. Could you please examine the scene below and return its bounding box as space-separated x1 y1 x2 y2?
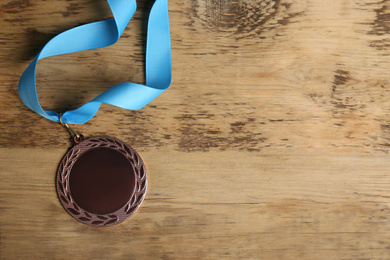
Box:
1 0 390 259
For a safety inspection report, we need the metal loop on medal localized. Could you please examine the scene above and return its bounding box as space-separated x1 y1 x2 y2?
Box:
59 114 84 144
71 134 85 144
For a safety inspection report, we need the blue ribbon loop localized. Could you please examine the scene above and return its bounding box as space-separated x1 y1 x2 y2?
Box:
18 0 171 124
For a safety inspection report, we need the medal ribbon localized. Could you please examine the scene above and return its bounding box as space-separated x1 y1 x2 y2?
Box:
18 0 171 124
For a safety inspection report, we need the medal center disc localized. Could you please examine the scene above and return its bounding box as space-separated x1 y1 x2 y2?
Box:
69 147 136 214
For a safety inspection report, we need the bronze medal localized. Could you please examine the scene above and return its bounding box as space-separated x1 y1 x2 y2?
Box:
18 0 171 227
17 0 172 229
56 135 147 227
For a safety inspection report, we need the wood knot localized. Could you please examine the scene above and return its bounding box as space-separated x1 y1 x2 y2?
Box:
192 0 300 39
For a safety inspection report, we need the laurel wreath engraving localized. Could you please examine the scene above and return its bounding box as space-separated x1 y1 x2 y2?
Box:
56 137 147 227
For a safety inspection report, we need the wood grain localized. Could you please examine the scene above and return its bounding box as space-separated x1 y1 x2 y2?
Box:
1 0 390 259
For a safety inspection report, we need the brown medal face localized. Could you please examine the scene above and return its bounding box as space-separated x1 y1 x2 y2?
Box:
56 137 147 227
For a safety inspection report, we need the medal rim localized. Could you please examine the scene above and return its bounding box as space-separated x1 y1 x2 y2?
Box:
56 136 147 227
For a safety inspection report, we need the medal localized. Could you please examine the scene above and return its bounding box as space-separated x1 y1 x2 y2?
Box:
18 0 171 226
56 122 147 226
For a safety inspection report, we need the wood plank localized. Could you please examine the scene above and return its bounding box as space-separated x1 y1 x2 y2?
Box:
2 148 390 259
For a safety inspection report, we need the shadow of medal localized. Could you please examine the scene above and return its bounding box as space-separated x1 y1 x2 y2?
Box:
56 136 147 227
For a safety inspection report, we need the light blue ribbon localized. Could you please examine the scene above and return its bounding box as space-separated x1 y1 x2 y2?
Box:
18 0 171 124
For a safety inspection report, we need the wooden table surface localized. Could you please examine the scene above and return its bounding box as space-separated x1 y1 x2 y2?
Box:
2 0 390 259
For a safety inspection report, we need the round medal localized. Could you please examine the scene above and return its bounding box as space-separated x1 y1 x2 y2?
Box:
56 137 147 227
18 0 171 227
